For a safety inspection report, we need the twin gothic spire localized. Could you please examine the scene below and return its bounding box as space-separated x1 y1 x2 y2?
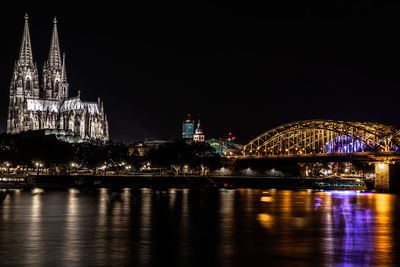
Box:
19 14 65 73
19 14 63 66
19 14 68 99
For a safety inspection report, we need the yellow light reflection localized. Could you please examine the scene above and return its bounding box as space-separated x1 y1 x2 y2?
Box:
122 188 131 215
257 213 274 229
260 196 273 202
26 192 42 265
64 188 80 263
219 189 235 257
281 190 292 214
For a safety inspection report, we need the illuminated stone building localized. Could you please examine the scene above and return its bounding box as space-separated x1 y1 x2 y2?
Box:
193 120 205 142
7 15 109 141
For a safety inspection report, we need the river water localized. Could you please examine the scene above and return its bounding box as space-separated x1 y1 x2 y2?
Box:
0 188 399 266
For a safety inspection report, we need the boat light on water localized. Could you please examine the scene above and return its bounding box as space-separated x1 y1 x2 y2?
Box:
313 177 367 191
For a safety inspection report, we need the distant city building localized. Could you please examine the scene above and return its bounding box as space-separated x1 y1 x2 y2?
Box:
129 139 174 156
7 15 109 141
193 119 205 142
182 114 195 142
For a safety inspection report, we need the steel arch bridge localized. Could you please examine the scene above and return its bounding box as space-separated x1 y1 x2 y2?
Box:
243 120 400 157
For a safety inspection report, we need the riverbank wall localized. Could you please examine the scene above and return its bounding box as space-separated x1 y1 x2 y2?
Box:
29 175 374 191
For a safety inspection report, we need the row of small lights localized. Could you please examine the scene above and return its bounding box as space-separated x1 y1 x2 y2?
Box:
2 161 134 170
71 162 133 170
2 161 44 168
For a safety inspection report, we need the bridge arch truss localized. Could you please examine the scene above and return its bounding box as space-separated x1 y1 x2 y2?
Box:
243 120 400 156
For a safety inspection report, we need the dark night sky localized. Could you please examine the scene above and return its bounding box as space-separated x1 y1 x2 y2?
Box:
1 2 400 144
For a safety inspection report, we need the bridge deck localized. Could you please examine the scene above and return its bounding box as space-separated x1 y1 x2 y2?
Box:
239 152 400 162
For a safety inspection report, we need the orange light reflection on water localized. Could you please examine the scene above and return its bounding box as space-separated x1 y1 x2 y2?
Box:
374 193 395 266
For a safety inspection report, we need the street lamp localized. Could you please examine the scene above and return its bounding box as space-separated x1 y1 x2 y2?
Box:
125 165 131 174
71 162 77 174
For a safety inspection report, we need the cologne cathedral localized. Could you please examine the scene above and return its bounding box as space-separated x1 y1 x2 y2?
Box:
7 14 109 141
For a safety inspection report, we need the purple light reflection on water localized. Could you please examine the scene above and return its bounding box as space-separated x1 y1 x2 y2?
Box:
314 191 375 266
330 190 372 198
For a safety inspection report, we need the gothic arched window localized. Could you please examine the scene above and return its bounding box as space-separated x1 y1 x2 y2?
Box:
26 78 31 90
55 81 59 91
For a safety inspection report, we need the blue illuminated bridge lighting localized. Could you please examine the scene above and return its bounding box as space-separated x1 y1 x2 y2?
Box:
324 135 399 153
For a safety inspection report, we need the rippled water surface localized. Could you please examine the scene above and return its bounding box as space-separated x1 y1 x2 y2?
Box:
0 188 399 266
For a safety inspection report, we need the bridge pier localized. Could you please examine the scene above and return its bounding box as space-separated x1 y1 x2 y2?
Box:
374 162 400 192
375 163 389 192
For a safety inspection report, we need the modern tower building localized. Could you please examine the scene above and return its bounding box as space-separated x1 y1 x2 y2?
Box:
182 114 194 142
7 15 109 141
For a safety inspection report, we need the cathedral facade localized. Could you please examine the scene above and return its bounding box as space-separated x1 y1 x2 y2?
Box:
7 14 109 141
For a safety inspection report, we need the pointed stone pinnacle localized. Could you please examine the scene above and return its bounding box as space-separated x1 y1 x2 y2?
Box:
19 13 33 64
49 16 61 68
